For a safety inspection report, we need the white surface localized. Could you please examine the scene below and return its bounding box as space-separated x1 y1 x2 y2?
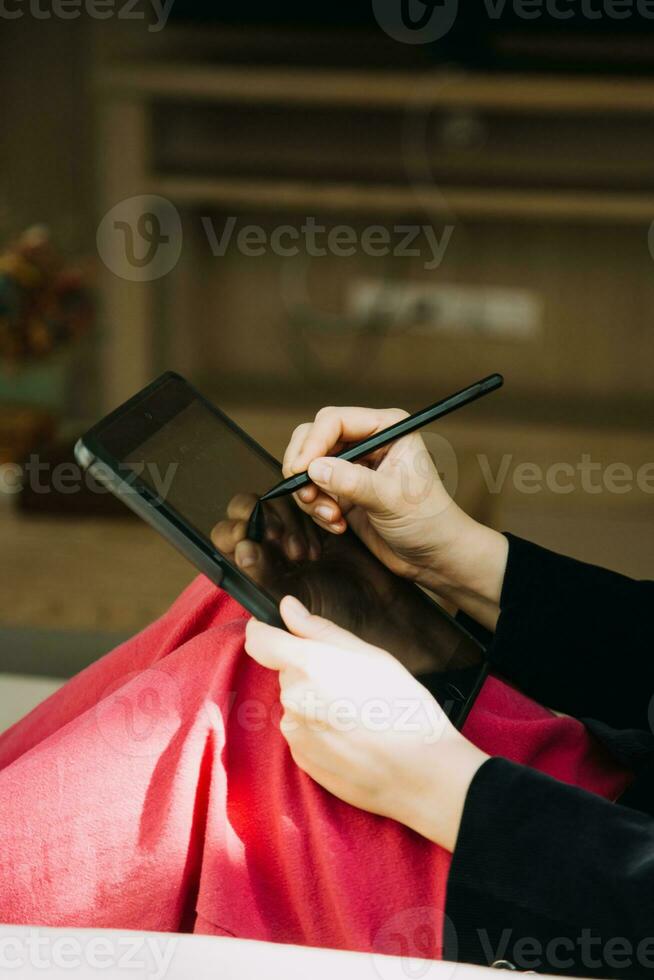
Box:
0 673 63 732
0 926 593 980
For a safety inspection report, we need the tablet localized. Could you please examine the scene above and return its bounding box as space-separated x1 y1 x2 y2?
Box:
75 372 488 727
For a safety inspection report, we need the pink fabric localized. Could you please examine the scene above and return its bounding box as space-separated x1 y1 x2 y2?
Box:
0 577 632 957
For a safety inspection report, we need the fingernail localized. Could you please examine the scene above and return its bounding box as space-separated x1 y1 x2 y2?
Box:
238 544 258 569
298 487 313 502
315 504 335 522
309 460 332 486
287 534 303 560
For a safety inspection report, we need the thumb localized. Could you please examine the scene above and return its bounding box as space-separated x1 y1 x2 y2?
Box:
307 457 389 513
244 618 308 672
280 596 368 653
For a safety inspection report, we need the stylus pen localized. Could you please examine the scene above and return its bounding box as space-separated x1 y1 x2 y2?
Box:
259 372 504 503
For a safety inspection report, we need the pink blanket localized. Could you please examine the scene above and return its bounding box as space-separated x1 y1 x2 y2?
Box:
0 578 631 957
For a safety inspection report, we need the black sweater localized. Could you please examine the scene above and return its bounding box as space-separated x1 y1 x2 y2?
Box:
444 534 654 977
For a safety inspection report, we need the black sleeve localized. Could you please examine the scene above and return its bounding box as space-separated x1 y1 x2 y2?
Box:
445 757 654 977
486 534 654 731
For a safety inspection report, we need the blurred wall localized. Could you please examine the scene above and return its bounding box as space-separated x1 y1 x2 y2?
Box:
0 19 94 251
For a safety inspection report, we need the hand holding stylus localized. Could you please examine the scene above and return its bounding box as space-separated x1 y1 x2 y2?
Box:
283 405 508 632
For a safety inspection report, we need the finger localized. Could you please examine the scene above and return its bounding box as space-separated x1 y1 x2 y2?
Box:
279 595 369 652
287 491 348 534
256 500 297 548
233 539 270 585
211 518 248 554
310 512 347 536
307 457 391 513
291 485 346 528
282 422 311 478
288 466 355 526
308 491 349 528
278 496 322 562
293 407 408 473
294 484 318 506
283 487 346 542
226 493 259 521
278 681 324 726
269 497 311 561
297 505 322 560
245 618 309 672
261 505 284 541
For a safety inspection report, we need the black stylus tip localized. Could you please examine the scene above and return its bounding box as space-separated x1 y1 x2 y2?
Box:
260 479 297 502
247 499 265 542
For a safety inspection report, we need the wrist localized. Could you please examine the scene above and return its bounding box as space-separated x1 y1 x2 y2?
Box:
418 519 508 609
405 739 489 852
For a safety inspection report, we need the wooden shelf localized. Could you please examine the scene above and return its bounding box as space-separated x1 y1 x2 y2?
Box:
97 61 654 411
150 175 654 224
100 64 654 114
